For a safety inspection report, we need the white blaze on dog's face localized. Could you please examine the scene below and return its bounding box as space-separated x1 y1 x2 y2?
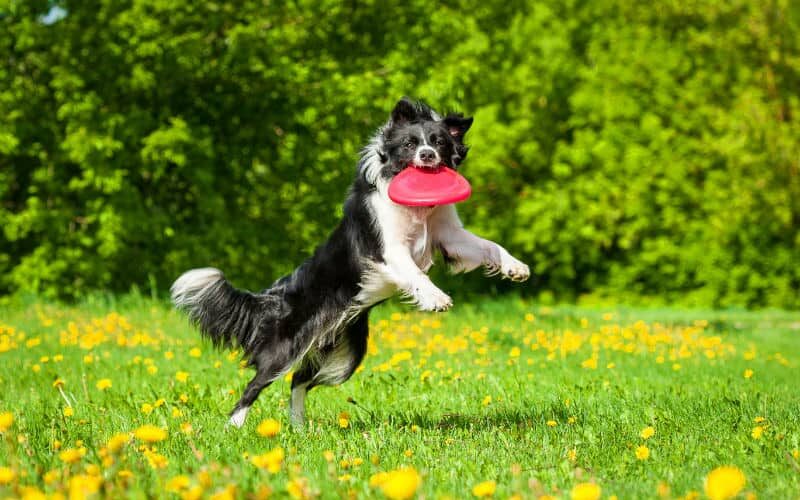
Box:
378 98 473 181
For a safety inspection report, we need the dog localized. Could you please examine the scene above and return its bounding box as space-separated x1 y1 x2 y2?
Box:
171 98 529 428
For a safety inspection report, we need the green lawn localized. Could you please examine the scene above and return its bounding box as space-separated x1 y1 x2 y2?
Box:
0 296 798 499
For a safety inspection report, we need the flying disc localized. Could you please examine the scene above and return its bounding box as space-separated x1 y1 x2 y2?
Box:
388 166 472 206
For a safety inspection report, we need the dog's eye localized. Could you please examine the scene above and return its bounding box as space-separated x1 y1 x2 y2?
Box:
435 137 445 146
404 141 415 149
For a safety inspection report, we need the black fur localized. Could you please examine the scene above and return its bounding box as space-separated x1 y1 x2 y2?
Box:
171 97 473 424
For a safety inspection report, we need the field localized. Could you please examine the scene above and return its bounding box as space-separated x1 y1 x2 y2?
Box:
0 296 799 499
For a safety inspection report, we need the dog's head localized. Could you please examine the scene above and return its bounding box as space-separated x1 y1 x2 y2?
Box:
365 98 473 184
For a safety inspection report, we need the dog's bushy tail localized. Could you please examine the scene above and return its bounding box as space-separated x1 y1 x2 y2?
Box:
171 268 266 354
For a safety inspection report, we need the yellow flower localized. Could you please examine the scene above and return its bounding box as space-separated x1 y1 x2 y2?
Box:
180 422 193 435
257 418 281 437
751 426 764 439
96 379 112 390
378 467 422 500
338 411 350 429
134 425 168 443
176 371 189 383
482 396 492 406
250 447 284 473
546 420 557 427
166 475 191 492
472 480 497 497
107 433 129 453
704 466 746 500
323 450 335 462
509 347 521 358
53 378 65 388
0 411 13 432
571 482 601 500
141 403 153 415
286 477 310 499
640 426 655 439
0 467 16 485
743 369 753 379
63 407 74 417
753 416 765 423
189 347 202 358
59 447 86 464
43 470 59 484
635 445 650 460
69 474 102 498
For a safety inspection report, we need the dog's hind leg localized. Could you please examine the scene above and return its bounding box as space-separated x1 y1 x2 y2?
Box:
288 313 370 427
228 349 295 428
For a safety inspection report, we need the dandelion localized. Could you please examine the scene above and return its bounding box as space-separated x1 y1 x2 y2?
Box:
568 416 577 424
96 379 112 390
635 445 650 460
141 403 153 415
107 433 129 453
704 466 746 500
338 411 350 429
53 378 65 388
743 369 753 379
323 450 335 462
134 425 168 443
59 447 86 464
482 395 492 406
753 416 765 423
546 420 557 427
0 412 13 432
166 475 191 493
63 407 74 417
567 449 577 462
286 477 311 499
640 426 655 439
472 480 497 497
180 422 193 435
571 482 601 500
251 447 284 473
68 474 102 499
189 347 202 358
175 371 189 383
376 467 421 500
0 467 16 485
403 449 413 458
750 426 764 439
257 418 281 437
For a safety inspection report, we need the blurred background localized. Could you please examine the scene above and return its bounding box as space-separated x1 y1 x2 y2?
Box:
1 1 798 308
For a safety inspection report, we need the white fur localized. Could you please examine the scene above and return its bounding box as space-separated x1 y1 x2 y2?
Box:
429 205 530 281
228 406 249 428
313 341 356 386
171 267 223 307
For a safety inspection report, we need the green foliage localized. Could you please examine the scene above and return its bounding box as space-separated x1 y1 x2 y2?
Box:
1 1 798 307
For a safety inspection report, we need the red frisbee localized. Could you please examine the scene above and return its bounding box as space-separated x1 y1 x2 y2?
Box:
388 165 472 206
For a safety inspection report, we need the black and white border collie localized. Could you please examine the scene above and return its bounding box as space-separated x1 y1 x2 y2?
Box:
171 98 529 427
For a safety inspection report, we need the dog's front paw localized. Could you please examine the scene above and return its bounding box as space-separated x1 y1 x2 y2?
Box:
502 257 530 282
415 288 453 312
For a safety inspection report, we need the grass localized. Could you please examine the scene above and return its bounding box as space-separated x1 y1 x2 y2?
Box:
0 295 799 499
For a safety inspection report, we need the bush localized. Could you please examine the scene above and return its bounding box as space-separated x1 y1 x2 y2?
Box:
1 0 798 307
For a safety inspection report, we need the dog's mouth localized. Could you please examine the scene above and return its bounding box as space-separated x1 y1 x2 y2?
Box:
406 162 447 171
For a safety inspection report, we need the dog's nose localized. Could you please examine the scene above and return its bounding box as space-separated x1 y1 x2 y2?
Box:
419 148 436 163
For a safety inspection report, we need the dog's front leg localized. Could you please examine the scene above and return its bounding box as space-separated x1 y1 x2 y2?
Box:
383 245 453 312
430 205 530 282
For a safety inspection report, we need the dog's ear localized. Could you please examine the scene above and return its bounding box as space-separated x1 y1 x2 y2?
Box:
391 97 418 125
444 114 473 141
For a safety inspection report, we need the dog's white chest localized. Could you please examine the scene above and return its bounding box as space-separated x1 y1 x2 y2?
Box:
403 207 434 271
